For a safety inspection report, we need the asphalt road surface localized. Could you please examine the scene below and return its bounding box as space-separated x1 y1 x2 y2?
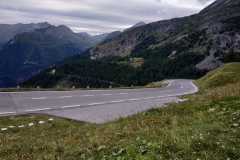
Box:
0 79 197 123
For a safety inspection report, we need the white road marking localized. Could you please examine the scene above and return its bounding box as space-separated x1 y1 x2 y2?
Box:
111 100 125 103
103 94 112 96
158 96 166 98
159 90 172 92
59 96 72 99
0 111 17 115
32 97 47 100
119 93 127 95
26 108 51 112
129 99 140 101
144 97 154 100
61 105 81 109
88 102 105 106
83 95 94 97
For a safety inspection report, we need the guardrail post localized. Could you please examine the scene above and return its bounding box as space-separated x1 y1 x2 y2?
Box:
17 86 20 91
57 86 60 91
72 86 75 90
87 86 90 89
109 85 112 89
37 86 40 91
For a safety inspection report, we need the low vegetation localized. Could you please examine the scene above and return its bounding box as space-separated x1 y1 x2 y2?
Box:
0 63 239 159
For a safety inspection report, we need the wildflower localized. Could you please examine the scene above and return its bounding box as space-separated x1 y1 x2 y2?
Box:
208 108 216 112
28 123 34 127
48 118 54 121
1 128 7 131
38 121 45 124
19 125 24 128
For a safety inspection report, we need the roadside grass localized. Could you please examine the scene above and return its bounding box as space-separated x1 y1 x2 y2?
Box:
0 63 240 159
1 80 240 159
195 62 240 89
145 81 168 88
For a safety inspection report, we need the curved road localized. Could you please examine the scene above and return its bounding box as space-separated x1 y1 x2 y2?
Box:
0 79 197 123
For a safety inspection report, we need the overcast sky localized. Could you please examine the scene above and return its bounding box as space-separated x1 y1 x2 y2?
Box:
0 0 214 35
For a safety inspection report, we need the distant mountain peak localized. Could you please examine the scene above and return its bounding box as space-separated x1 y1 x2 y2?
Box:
123 21 146 32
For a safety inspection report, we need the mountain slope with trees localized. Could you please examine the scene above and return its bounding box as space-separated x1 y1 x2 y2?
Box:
89 0 240 70
19 0 240 88
0 25 95 87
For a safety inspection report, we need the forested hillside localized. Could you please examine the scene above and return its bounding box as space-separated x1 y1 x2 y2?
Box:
21 49 207 88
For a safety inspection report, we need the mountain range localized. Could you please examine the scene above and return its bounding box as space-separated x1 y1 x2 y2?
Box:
0 21 148 87
89 0 240 70
2 0 240 88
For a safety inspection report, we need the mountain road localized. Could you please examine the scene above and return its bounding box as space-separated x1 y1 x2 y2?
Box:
0 79 197 123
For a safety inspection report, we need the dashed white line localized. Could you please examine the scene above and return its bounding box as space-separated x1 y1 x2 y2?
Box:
88 102 105 106
83 95 94 97
61 105 81 109
103 94 112 96
119 93 127 95
59 96 72 99
129 99 140 101
32 97 47 100
111 100 125 103
26 108 51 112
158 96 166 98
144 97 154 100
0 112 17 115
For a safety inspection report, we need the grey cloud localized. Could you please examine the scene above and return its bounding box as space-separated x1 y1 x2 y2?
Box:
197 0 213 4
0 0 212 35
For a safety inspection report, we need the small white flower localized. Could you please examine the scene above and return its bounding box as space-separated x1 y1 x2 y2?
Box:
208 133 210 135
1 128 7 131
28 123 34 127
208 108 216 112
38 121 45 124
19 125 24 128
9 126 15 128
48 118 54 121
216 142 220 145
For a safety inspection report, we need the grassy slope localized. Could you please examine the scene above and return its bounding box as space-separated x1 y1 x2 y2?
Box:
0 63 240 159
195 62 240 89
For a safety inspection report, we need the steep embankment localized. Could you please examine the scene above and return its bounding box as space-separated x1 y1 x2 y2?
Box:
195 62 240 88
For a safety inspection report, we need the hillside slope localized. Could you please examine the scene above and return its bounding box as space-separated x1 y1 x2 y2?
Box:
89 0 240 70
195 62 240 88
0 25 94 87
